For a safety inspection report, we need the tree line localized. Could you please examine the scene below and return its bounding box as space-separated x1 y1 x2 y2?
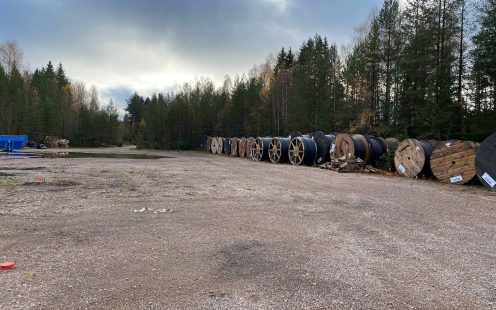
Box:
2 0 495 149
0 41 121 146
128 0 496 149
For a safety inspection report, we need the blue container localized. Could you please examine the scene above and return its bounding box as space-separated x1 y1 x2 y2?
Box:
0 135 29 151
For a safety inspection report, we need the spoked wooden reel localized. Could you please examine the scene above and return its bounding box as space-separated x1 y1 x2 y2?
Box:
289 136 316 165
251 137 270 161
269 137 290 163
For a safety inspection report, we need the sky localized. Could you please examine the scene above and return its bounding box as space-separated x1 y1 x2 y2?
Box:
0 0 384 115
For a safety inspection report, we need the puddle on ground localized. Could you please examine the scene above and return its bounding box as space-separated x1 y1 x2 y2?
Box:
0 152 171 160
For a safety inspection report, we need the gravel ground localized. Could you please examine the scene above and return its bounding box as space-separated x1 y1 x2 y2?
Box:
1 147 496 309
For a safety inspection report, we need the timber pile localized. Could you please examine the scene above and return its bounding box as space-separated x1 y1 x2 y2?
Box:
430 140 478 184
324 156 366 173
44 136 69 148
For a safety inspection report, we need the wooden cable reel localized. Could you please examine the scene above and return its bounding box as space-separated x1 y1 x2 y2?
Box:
289 131 302 139
252 137 271 161
385 137 400 152
269 137 290 163
430 140 478 185
394 139 435 178
238 137 247 158
475 133 496 191
289 136 317 165
245 137 255 159
206 136 213 152
217 137 224 154
230 137 239 157
200 135 209 152
367 136 388 165
312 131 336 165
223 138 232 155
210 137 218 154
330 133 370 162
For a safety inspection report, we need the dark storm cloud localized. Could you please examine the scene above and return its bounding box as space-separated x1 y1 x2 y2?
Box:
0 0 382 113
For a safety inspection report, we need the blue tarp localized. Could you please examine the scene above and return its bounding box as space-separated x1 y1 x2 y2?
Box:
0 135 29 150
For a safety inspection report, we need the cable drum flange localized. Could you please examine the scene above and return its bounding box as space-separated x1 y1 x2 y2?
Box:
330 133 370 162
475 133 496 191
289 136 317 165
245 137 255 159
269 137 290 163
431 140 478 184
230 137 239 157
238 137 247 158
223 138 231 155
394 138 437 177
252 137 271 161
312 131 336 165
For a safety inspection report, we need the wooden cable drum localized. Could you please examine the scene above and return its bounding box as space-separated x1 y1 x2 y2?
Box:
217 137 224 154
210 137 218 154
289 131 302 139
238 137 247 158
394 139 436 178
312 131 336 165
385 137 400 152
206 136 213 152
430 140 478 185
245 137 255 159
289 136 317 165
475 133 496 191
223 138 232 155
201 135 209 151
269 137 290 163
230 137 239 157
252 137 271 161
330 133 370 162
367 135 388 165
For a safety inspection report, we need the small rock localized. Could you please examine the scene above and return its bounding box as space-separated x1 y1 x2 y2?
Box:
34 176 45 184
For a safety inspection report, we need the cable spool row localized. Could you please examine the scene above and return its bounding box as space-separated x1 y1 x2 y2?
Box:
269 137 291 163
252 137 271 161
394 139 436 178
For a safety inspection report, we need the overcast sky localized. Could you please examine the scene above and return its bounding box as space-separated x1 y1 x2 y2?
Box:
0 0 383 114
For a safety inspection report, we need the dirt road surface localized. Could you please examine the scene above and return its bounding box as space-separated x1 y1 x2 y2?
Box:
1 147 496 309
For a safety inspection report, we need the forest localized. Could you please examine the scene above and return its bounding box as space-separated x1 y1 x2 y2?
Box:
1 0 495 149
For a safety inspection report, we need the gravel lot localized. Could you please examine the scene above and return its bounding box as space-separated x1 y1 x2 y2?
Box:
1 147 496 309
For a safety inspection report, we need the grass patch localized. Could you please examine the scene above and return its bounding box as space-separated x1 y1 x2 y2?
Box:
0 176 22 186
